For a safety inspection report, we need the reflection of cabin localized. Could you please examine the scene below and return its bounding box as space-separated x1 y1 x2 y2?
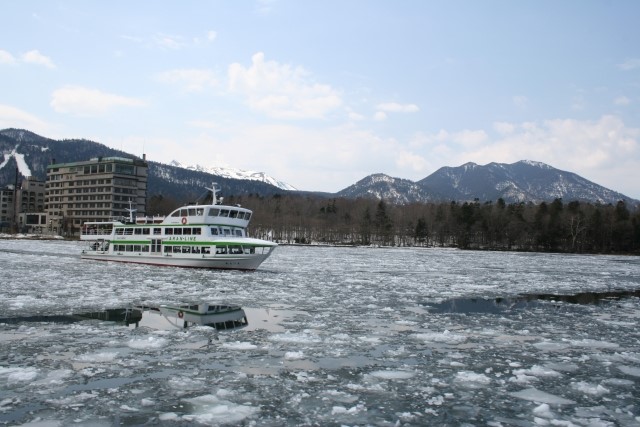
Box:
75 308 143 326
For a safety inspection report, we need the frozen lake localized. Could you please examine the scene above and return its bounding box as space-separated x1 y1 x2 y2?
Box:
1 239 639 426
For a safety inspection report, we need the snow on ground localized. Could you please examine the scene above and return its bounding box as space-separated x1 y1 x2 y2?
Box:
0 241 639 425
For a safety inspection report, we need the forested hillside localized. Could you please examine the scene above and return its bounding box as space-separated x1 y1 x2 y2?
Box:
221 194 640 254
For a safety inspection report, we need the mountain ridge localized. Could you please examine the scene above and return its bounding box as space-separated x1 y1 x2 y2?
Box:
1 128 637 206
338 160 637 205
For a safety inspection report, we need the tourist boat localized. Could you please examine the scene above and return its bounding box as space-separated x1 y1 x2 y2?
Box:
80 184 277 270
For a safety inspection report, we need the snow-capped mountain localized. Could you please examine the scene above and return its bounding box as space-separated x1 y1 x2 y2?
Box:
0 129 290 203
169 161 296 191
339 161 638 205
336 173 435 205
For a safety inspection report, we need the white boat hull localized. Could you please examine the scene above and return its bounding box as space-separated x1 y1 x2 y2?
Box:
80 252 273 271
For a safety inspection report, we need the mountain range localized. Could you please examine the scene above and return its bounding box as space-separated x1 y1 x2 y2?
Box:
338 160 637 205
1 128 637 206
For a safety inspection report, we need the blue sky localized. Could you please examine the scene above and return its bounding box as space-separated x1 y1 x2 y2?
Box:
1 1 639 198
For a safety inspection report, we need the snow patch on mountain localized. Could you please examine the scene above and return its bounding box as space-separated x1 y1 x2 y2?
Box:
0 145 32 177
170 161 296 191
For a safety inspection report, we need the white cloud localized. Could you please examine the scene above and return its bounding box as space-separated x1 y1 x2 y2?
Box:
21 50 56 69
0 104 50 133
206 30 217 42
155 69 219 92
50 85 147 117
376 102 419 113
373 111 387 121
0 49 17 65
618 58 640 71
614 96 631 106
493 121 516 135
153 33 186 50
513 95 528 109
228 52 343 119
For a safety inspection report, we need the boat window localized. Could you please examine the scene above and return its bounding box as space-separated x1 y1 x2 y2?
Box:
142 228 150 235
244 213 251 221
134 228 142 235
115 228 124 235
208 208 220 216
126 244 133 252
229 210 238 218
183 228 192 235
210 228 218 235
187 208 195 216
234 229 243 237
170 210 180 217
174 228 182 235
194 228 201 235
195 208 204 216
243 246 255 254
165 228 173 235
192 246 201 254
224 228 231 235
164 246 171 253
229 245 243 254
216 246 227 254
236 212 245 220
153 228 161 235
182 247 191 253
203 247 211 254
219 209 229 217
125 228 134 235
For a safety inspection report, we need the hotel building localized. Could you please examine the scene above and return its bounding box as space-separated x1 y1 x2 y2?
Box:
45 156 148 235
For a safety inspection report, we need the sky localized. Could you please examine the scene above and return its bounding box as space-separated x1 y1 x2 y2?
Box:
1 1 639 198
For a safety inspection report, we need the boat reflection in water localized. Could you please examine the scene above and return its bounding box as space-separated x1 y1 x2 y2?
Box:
0 302 248 332
138 303 249 331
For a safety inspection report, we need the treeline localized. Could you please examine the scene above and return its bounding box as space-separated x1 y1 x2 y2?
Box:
149 193 640 254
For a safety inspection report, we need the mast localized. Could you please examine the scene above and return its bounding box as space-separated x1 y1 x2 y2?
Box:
125 199 137 223
205 183 221 205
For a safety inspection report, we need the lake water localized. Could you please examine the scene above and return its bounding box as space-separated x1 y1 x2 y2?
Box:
1 239 639 426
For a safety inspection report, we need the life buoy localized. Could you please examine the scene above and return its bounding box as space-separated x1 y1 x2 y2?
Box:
181 217 187 225
178 311 184 318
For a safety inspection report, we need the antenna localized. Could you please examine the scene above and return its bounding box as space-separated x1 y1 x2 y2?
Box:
205 182 221 205
125 199 137 223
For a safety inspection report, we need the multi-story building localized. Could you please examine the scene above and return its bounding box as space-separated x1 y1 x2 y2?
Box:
45 156 148 235
19 176 46 213
0 185 15 231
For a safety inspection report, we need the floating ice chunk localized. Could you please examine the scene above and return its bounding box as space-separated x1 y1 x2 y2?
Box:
0 366 38 384
510 388 576 405
128 336 167 350
269 331 322 344
33 369 73 386
159 412 179 421
76 352 119 363
571 381 609 396
369 370 415 380
618 365 640 377
454 371 491 387
16 420 64 427
140 398 155 406
533 341 570 352
284 351 305 360
332 404 365 415
569 339 619 349
532 403 554 419
512 365 562 380
222 341 258 350
182 394 259 424
414 330 467 344
358 336 382 344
